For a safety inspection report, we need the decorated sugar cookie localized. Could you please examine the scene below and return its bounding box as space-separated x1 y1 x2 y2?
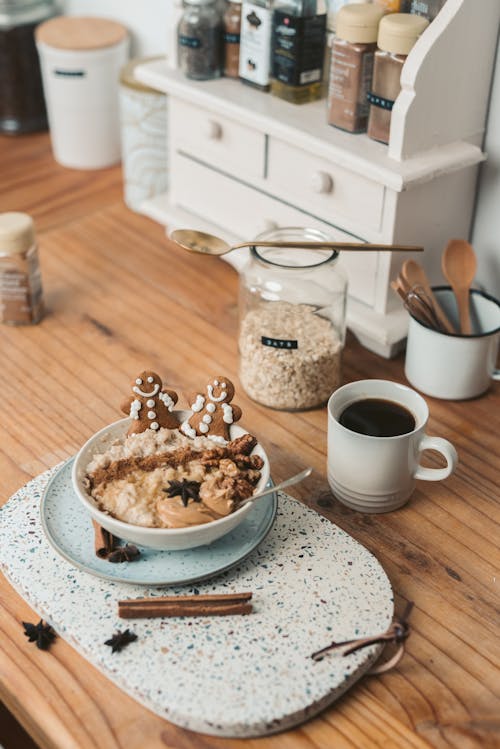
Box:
121 370 179 436
181 376 242 443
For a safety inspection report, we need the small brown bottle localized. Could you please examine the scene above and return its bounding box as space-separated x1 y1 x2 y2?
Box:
224 0 242 77
328 4 385 133
0 212 44 325
367 13 428 144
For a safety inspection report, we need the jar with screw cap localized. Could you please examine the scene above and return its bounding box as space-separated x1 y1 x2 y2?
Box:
178 0 223 81
0 212 44 325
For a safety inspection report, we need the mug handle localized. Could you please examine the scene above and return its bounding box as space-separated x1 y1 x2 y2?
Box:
413 435 458 481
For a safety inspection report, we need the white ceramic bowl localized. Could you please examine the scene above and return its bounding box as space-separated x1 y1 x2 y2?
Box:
72 412 270 550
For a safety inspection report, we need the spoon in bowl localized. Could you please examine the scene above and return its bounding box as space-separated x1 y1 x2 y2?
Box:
441 239 477 335
239 467 313 508
169 229 423 256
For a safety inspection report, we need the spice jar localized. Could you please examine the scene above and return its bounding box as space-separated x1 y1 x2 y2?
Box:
239 0 273 91
223 0 242 77
238 227 347 411
178 0 223 81
367 13 428 144
374 0 410 11
0 212 44 325
409 0 446 20
328 3 385 132
0 0 56 134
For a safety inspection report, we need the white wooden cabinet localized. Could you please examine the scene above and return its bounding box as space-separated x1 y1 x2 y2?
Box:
135 0 499 357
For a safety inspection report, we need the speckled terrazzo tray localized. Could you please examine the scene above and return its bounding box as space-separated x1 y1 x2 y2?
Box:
0 465 394 738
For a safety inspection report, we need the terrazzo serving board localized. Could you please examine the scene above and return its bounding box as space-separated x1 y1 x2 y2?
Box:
0 465 394 738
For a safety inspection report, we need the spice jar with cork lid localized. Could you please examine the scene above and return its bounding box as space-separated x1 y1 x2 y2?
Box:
367 13 428 144
0 212 44 325
223 0 242 77
328 3 385 133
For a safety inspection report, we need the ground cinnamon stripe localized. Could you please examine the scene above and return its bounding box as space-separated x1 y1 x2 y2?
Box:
118 602 253 619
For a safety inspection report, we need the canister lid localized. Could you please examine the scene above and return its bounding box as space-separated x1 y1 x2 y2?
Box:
0 212 35 255
336 4 386 44
35 15 128 50
377 13 429 55
120 57 165 93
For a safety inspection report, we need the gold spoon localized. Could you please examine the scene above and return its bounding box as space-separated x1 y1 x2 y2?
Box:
441 239 477 335
401 259 456 334
239 467 313 508
169 229 423 256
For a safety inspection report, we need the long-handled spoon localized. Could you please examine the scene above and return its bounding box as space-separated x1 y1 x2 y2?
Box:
391 281 441 330
169 229 423 256
401 259 456 334
441 239 477 335
239 467 313 508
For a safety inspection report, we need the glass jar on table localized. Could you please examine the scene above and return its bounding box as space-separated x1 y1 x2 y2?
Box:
238 227 348 411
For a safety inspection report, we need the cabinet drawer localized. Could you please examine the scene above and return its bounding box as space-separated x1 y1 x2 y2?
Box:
173 154 378 307
170 98 266 179
267 138 384 232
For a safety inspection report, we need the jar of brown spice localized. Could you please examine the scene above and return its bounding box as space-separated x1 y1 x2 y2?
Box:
0 212 44 325
223 0 242 77
367 13 428 144
328 3 385 133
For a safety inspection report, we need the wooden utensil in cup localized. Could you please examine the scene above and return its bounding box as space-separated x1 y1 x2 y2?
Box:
441 239 477 335
402 260 456 334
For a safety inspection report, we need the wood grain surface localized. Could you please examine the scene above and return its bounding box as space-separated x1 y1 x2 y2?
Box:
0 133 499 749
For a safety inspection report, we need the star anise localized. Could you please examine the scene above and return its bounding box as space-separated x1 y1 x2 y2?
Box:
104 629 138 653
107 544 141 564
163 479 201 507
22 620 56 650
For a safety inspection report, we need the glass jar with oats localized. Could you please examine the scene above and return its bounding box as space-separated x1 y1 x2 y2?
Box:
238 227 347 410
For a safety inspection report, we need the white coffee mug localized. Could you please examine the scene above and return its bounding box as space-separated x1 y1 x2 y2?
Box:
405 288 500 400
327 379 458 513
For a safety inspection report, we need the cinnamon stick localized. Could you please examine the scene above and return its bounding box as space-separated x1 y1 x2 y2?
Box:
92 520 119 558
118 592 253 619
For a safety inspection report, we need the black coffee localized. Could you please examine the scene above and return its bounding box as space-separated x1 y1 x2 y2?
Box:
339 398 416 437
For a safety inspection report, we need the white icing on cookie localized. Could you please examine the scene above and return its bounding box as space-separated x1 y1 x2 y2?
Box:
191 394 205 412
208 434 227 445
147 411 156 419
130 399 142 420
206 403 216 413
133 383 160 398
147 399 155 408
159 391 175 411
222 403 233 424
181 421 197 439
207 385 227 402
202 414 212 424
150 421 159 430
135 378 142 385
199 422 209 434
147 376 154 383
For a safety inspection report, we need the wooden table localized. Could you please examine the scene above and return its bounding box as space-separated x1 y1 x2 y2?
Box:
0 133 498 749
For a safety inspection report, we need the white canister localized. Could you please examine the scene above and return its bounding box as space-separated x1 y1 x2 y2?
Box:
405 287 500 400
35 16 129 169
119 57 168 212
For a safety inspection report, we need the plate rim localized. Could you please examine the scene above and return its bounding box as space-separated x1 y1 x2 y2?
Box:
40 458 278 587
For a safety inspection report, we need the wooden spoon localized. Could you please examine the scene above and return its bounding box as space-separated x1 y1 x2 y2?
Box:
441 239 477 335
402 259 456 334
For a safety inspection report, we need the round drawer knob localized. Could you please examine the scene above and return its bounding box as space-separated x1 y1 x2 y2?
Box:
205 119 223 140
310 171 333 194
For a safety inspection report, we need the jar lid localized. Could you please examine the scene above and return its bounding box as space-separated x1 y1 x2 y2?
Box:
0 212 35 255
377 13 429 54
35 16 128 51
336 4 385 44
120 56 165 93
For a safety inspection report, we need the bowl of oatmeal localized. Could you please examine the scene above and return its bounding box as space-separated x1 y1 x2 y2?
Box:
72 411 270 550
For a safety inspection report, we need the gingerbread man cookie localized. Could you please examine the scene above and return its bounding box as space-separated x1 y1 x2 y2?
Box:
121 370 179 436
181 376 242 444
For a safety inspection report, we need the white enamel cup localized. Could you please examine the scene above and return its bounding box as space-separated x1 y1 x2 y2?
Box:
327 379 458 513
405 287 500 400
